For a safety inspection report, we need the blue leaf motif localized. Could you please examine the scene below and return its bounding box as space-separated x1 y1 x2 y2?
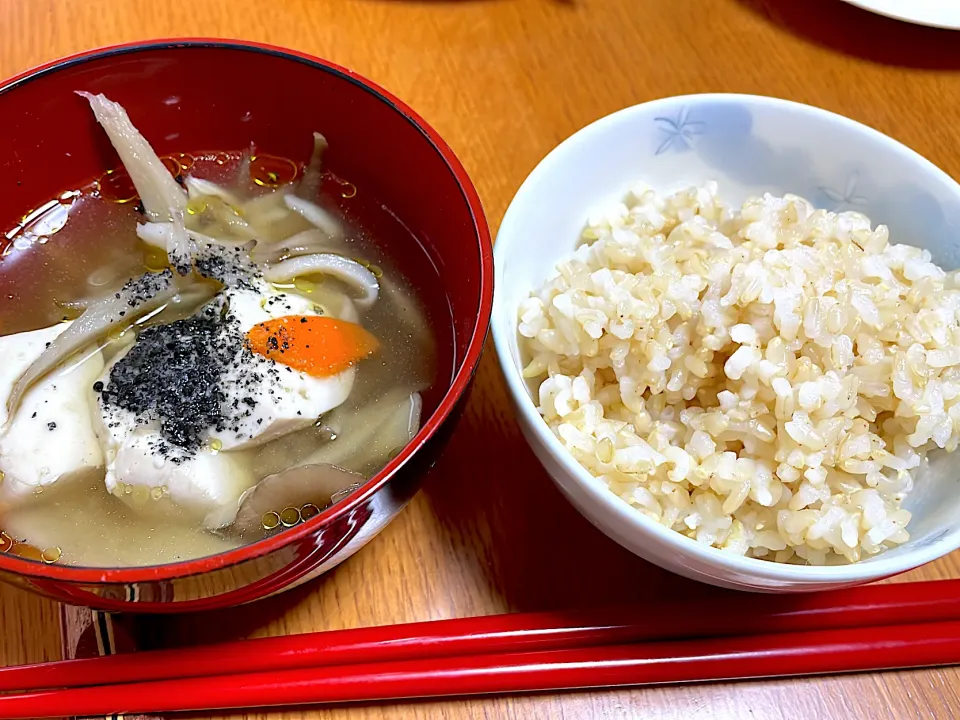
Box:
654 107 706 155
818 172 869 211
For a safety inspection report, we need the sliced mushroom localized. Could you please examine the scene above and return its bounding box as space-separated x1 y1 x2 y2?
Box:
303 390 422 473
78 92 187 223
233 463 364 535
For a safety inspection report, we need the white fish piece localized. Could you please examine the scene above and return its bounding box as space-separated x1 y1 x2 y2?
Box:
0 324 104 508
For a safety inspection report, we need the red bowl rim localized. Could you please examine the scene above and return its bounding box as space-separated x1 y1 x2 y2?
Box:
0 38 493 584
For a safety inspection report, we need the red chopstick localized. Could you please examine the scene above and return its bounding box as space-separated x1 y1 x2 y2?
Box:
2 619 959 719
2 579 959 693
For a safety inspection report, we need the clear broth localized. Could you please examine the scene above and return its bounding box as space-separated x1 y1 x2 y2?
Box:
0 153 452 567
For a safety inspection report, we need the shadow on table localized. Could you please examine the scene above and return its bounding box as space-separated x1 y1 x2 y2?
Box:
134 577 325 650
415 358 711 614
736 0 960 70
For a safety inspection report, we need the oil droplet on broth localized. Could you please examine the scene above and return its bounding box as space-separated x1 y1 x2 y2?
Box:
339 181 357 199
300 503 321 521
144 246 170 272
279 507 301 528
96 168 139 204
261 511 281 531
0 532 13 553
131 485 151 505
2 195 76 255
174 152 195 171
251 155 299 188
41 547 62 564
97 156 182 204
161 156 182 179
11 543 44 562
186 198 208 216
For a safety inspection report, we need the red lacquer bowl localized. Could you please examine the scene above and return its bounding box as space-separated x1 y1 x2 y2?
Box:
0 40 492 611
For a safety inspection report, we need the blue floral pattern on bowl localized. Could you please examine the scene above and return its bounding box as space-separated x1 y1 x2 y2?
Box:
654 108 705 155
818 171 869 212
646 99 960 269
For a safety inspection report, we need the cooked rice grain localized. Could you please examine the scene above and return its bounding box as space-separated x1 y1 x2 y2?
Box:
519 183 960 565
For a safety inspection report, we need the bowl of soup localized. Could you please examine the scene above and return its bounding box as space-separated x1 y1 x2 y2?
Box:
0 40 492 611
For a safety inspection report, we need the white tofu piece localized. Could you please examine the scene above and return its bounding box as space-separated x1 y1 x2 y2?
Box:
92 280 362 528
0 324 104 507
210 283 356 451
96 404 254 529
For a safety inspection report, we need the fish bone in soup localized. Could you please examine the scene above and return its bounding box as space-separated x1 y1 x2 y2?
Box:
0 93 444 567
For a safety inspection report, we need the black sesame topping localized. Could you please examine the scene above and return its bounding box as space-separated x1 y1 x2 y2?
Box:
93 381 104 392
120 269 175 310
101 301 240 452
99 293 288 454
192 243 260 290
47 422 57 431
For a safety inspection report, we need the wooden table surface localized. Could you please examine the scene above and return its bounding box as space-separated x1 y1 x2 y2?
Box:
3 0 960 718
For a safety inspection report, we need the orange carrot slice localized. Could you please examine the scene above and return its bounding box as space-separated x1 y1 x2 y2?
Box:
246 316 379 378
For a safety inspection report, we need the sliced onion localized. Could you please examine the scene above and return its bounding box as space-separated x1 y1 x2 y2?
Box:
243 191 292 227
233 463 364 535
239 189 310 243
250 229 339 264
284 195 343 239
78 92 186 223
264 254 379 308
301 282 360 323
185 176 243 207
